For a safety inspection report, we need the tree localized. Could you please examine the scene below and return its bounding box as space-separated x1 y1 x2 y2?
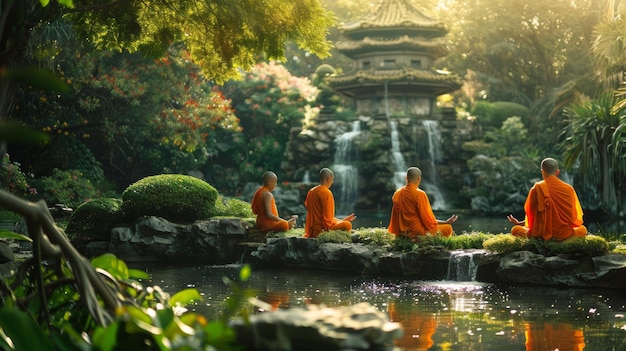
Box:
0 0 335 132
13 45 240 188
561 94 626 215
221 61 319 183
439 0 601 104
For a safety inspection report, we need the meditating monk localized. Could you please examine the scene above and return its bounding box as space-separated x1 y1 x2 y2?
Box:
251 171 297 233
507 158 587 241
388 167 458 238
304 168 356 238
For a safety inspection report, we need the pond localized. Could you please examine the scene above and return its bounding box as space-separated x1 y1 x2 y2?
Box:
135 263 626 350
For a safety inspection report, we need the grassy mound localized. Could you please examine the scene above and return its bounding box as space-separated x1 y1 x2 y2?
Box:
65 198 123 241
121 174 218 222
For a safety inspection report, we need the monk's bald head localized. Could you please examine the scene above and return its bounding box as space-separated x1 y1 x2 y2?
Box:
262 171 277 186
541 158 558 176
319 168 334 183
407 167 422 183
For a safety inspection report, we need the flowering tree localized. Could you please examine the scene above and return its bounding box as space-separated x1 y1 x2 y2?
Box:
221 61 319 183
13 46 240 189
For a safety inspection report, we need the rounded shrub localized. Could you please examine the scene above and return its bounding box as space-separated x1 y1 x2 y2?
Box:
121 174 218 222
65 198 122 241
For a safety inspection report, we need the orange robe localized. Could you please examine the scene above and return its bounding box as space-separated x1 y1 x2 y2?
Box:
512 175 587 241
388 183 453 237
251 186 289 233
304 185 352 238
524 322 585 351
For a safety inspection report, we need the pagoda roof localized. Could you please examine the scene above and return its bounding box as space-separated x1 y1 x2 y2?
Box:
328 68 462 96
340 0 447 39
335 35 449 58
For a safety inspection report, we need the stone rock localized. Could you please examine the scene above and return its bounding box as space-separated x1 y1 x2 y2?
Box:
231 302 403 351
252 238 626 290
103 216 251 263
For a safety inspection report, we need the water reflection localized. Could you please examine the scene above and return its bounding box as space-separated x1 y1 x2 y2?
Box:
136 264 626 350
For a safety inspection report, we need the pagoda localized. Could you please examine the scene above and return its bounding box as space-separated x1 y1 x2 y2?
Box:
328 0 462 118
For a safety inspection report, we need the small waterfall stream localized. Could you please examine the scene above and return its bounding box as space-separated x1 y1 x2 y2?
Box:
418 120 447 210
446 250 486 281
389 120 448 210
332 121 361 215
389 121 407 189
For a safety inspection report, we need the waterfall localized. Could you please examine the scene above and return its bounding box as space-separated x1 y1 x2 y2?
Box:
446 250 486 281
332 121 361 215
302 170 310 183
389 120 407 189
420 120 447 210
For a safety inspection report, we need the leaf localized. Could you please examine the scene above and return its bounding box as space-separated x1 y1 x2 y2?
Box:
0 308 55 351
91 253 129 280
0 123 49 144
128 268 150 280
239 264 251 281
3 67 70 93
92 324 119 351
0 231 32 242
170 288 202 306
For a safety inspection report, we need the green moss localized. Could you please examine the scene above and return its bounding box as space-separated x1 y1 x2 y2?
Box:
121 174 218 222
354 227 395 246
483 234 610 257
317 230 352 243
212 196 254 218
483 234 525 254
65 198 122 241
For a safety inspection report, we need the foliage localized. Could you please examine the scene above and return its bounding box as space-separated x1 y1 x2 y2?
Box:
121 174 218 222
316 230 352 244
221 61 320 184
65 198 123 241
25 0 335 85
471 101 529 128
212 196 254 218
440 0 600 104
0 153 35 197
0 247 250 350
462 155 538 215
15 45 240 189
31 169 101 209
390 235 418 252
354 227 395 246
561 94 626 214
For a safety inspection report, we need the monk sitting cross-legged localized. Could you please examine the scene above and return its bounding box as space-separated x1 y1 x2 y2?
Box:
251 171 297 233
388 167 458 238
304 168 356 238
507 157 587 241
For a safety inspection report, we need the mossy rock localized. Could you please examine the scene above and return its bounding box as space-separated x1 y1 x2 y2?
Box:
65 198 123 241
121 174 218 222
